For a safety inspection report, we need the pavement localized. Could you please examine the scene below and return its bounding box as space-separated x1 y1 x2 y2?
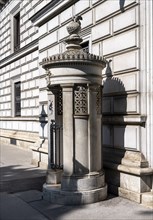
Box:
0 142 153 220
0 143 46 193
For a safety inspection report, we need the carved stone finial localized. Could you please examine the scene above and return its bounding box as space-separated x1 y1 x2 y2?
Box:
65 15 83 50
66 15 82 36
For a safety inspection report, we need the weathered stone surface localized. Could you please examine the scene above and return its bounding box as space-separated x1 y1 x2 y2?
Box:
46 169 63 184
141 192 153 209
43 183 107 205
119 187 141 203
61 172 105 191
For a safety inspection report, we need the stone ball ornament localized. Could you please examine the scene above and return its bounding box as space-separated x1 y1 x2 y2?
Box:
66 15 82 36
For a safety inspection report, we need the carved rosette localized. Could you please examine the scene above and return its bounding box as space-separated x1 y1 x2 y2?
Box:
74 85 88 115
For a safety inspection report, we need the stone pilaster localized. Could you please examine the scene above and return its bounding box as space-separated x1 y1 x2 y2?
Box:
62 84 74 176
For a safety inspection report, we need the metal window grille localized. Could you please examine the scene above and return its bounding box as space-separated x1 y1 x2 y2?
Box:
14 12 20 51
15 81 21 116
81 41 89 53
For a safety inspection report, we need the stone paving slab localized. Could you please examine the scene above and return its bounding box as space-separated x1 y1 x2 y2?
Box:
29 193 153 220
0 143 46 193
0 190 152 220
0 192 48 220
16 190 43 203
0 143 152 220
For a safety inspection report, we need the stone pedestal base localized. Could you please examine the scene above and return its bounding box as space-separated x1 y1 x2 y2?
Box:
105 165 153 203
43 172 107 205
104 148 153 205
43 183 107 205
141 192 153 209
46 169 63 184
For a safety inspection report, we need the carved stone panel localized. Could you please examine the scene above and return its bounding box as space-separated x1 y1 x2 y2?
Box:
57 89 63 115
74 85 88 115
96 86 102 115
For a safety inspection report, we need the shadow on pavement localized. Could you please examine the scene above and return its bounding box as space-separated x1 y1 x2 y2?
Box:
0 165 46 193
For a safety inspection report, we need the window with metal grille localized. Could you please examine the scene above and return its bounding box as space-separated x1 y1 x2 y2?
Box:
14 81 21 116
14 12 20 51
81 41 89 53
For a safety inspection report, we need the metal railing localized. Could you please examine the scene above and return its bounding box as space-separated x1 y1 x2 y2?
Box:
50 120 63 169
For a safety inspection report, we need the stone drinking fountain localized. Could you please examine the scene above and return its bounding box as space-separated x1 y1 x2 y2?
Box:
41 15 107 205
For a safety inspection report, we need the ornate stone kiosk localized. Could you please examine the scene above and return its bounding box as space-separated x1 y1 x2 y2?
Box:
41 16 107 205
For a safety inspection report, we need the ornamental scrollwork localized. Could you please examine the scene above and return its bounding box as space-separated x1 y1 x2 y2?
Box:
45 69 52 88
49 100 53 115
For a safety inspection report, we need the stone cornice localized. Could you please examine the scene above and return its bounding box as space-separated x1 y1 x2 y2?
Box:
104 161 153 176
103 115 147 126
30 0 79 27
0 39 38 68
0 0 10 12
0 117 39 122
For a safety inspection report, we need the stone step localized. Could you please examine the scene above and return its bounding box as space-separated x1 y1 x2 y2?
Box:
141 192 153 209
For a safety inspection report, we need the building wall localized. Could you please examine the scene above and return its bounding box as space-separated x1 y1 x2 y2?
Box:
0 0 53 147
37 0 145 153
0 0 152 169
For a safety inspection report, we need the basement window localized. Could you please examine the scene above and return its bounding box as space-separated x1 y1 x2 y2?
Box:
14 81 21 116
14 12 20 51
81 41 89 53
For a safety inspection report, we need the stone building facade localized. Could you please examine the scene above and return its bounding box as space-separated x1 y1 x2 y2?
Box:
0 0 153 206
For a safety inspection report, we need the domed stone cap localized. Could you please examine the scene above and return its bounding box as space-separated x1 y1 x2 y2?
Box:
41 15 106 69
41 49 106 68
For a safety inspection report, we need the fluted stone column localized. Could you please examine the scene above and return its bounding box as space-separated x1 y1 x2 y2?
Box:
62 84 74 176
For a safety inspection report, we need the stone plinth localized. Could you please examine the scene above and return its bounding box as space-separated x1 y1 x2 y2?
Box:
104 148 153 204
43 183 107 205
